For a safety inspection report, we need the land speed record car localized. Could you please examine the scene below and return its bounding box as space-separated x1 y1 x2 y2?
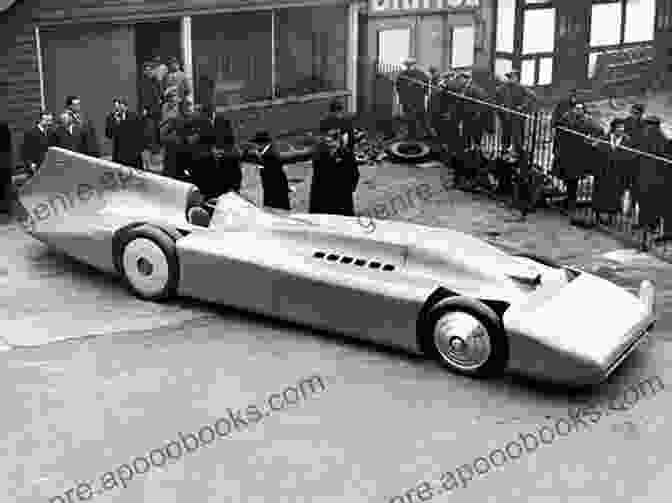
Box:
16 147 657 386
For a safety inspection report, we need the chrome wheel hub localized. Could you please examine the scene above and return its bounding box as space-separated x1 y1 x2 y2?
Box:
433 312 492 371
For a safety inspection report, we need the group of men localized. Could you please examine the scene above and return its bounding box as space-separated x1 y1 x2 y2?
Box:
553 95 672 248
395 57 538 155
21 96 100 174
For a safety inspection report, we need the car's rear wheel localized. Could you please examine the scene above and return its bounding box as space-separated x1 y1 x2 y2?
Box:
423 298 508 378
118 225 179 301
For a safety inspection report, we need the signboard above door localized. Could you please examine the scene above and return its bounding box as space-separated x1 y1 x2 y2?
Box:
371 0 479 13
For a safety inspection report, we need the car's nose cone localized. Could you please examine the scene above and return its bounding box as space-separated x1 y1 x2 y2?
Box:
504 273 655 385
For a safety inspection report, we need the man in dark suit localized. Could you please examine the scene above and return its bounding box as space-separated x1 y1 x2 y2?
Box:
140 61 163 151
52 111 80 152
21 110 55 174
105 98 144 170
65 95 100 157
0 121 12 214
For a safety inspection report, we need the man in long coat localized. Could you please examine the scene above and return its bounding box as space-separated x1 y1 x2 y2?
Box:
21 111 55 174
105 98 145 170
552 103 604 217
310 128 359 216
495 70 537 154
250 131 291 211
65 95 100 157
395 58 430 140
633 116 668 248
591 118 636 225
0 121 12 214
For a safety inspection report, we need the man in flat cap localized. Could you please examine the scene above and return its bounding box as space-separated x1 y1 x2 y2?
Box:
633 115 668 248
395 57 431 140
163 56 192 120
624 103 646 146
591 117 636 227
495 69 537 154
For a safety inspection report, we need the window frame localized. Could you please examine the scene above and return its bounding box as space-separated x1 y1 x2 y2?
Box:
192 6 350 107
589 0 656 49
518 1 556 87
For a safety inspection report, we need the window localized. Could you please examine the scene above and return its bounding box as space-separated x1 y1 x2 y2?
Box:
522 8 555 54
590 0 655 48
624 0 655 43
496 0 515 53
538 56 553 85
590 2 622 47
192 11 273 104
521 59 535 86
452 26 475 68
377 28 411 67
275 5 347 98
495 58 513 79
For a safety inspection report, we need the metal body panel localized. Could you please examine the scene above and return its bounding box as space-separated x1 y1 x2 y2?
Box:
16 148 657 385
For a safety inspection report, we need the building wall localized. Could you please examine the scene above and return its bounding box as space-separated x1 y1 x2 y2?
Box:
0 0 42 159
1 0 356 163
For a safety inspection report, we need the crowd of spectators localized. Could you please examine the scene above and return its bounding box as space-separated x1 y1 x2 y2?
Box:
393 58 672 247
3 56 361 221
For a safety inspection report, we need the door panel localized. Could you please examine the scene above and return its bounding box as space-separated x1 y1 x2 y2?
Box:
41 23 137 157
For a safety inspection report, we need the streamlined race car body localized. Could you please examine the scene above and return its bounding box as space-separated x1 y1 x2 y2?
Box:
17 148 656 386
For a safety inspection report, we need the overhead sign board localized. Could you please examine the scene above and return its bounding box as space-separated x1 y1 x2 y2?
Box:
371 0 479 13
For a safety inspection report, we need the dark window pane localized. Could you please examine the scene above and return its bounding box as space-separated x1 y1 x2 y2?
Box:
192 11 273 106
275 5 347 98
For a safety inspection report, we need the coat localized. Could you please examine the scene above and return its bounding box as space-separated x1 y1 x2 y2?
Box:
258 145 291 210
140 76 163 119
592 135 636 213
553 112 604 181
52 125 81 152
0 122 11 209
21 126 54 168
634 130 669 227
105 111 145 168
309 142 359 216
68 114 100 157
395 68 429 110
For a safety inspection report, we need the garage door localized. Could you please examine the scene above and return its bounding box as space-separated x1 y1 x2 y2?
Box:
41 23 137 157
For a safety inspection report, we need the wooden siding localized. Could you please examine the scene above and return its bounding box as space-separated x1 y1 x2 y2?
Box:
0 0 41 163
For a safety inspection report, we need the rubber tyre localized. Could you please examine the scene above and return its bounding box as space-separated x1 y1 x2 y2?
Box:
513 252 561 269
421 297 508 378
386 141 432 163
116 225 179 301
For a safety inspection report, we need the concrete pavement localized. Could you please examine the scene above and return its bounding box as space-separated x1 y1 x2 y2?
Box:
2 161 672 503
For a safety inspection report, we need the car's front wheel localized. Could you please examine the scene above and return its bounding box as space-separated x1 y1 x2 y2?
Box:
423 298 508 378
118 225 179 301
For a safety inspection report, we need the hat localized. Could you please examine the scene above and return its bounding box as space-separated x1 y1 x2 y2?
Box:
250 131 273 145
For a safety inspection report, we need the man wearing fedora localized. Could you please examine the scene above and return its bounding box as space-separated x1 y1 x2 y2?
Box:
395 57 431 140
249 131 291 210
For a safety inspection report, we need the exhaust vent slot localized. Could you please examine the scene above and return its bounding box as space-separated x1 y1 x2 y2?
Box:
312 251 396 272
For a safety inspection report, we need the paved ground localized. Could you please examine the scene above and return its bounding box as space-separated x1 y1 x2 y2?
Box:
2 161 672 503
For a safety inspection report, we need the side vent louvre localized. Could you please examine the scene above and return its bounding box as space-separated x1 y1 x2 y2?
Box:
312 251 396 272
